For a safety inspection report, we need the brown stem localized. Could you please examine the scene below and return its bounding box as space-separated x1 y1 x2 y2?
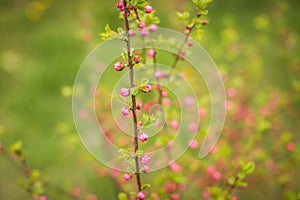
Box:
171 9 201 69
225 176 239 199
123 0 142 192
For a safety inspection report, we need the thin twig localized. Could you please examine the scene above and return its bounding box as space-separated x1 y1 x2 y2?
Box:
171 8 201 69
123 0 142 192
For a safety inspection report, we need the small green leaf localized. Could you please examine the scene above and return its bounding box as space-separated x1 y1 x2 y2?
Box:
237 172 246 179
201 10 209 15
228 177 235 185
244 162 255 174
239 161 246 170
177 12 183 20
10 140 23 157
118 192 128 200
132 87 139 96
129 191 137 197
141 183 151 189
143 114 149 121
117 27 124 34
237 180 248 187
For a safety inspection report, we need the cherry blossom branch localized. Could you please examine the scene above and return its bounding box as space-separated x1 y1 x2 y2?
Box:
123 0 143 193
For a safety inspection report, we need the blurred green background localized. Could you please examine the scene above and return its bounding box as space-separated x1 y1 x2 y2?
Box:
0 0 299 199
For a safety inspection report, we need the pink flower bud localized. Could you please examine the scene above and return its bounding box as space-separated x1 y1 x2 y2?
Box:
202 20 209 25
140 29 149 37
206 166 215 174
134 56 141 63
139 22 146 29
145 5 153 13
163 98 171 106
148 49 155 57
137 121 144 127
138 191 146 199
71 188 81 197
202 191 211 199
140 155 151 164
39 196 47 200
128 29 135 37
155 83 161 89
188 139 198 149
212 171 221 181
188 122 198 132
155 71 165 79
181 50 186 56
161 91 167 97
121 108 129 116
139 133 149 142
169 162 182 173
119 88 130 97
123 173 131 181
142 84 152 93
286 142 295 152
199 108 207 117
188 41 193 46
164 181 177 193
114 62 125 71
184 28 190 35
232 196 238 200
149 24 158 31
171 194 180 200
116 1 124 11
143 165 151 173
184 96 195 106
227 87 237 98
171 120 179 130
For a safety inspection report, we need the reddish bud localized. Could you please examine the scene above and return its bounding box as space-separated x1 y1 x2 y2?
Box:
138 191 146 199
114 62 125 71
121 108 130 116
139 133 149 142
139 22 146 29
136 102 143 110
116 1 124 11
202 20 209 25
134 56 141 63
123 173 131 181
145 5 153 14
140 29 149 37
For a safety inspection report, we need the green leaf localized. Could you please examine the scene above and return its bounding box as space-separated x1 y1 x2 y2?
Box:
117 27 124 34
193 0 213 10
244 162 255 174
177 12 183 20
143 114 149 122
201 10 209 15
239 161 246 170
228 177 235 185
237 172 246 179
183 12 190 22
141 183 151 189
10 140 23 157
131 87 139 96
118 192 128 200
237 180 248 187
129 191 137 197
100 24 117 40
